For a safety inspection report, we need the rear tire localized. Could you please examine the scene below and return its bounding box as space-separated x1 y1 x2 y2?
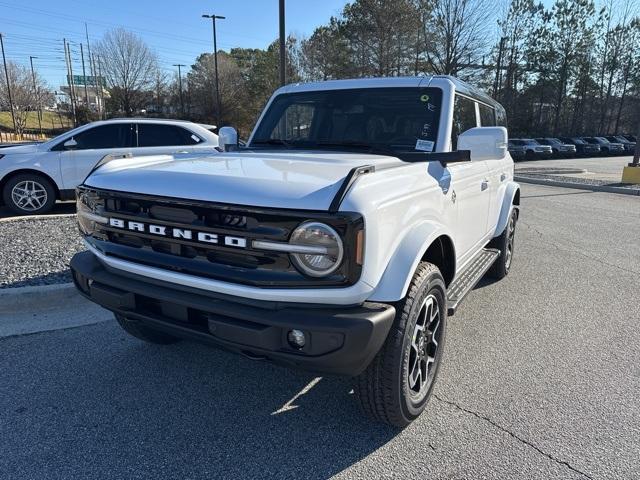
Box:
2 173 56 215
115 314 181 345
488 208 518 279
354 262 447 428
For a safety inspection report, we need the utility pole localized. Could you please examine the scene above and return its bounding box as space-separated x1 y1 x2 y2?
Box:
95 55 105 120
0 33 17 135
279 0 286 86
63 39 77 126
91 53 101 118
173 64 185 117
29 56 43 136
80 43 89 109
493 37 507 98
202 14 225 126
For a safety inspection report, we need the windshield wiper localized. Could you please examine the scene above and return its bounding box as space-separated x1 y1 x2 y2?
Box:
251 138 292 148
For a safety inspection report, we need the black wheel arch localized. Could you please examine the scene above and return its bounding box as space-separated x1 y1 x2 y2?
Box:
421 235 455 287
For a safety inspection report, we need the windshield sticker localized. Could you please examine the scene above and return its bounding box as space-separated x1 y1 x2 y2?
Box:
415 139 435 152
420 94 430 102
421 123 431 137
427 103 437 112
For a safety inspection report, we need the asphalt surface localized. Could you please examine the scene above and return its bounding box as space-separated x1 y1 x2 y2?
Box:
1 183 639 479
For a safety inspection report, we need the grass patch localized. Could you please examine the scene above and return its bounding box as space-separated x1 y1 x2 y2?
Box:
0 111 73 130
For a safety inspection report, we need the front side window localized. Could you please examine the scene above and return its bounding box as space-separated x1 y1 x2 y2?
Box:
57 124 134 150
478 103 496 126
137 124 201 147
252 87 443 154
451 95 477 149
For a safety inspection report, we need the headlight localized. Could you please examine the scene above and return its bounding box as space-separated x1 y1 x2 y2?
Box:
77 189 107 235
289 221 344 277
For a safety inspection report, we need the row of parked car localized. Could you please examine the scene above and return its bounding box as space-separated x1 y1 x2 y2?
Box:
508 135 637 161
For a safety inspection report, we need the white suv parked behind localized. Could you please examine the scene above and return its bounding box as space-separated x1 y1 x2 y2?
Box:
0 119 219 215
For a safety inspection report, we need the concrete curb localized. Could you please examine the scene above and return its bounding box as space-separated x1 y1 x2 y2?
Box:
514 175 640 196
0 282 78 313
0 213 76 223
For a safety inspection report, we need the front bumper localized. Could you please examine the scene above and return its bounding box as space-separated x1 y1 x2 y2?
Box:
70 251 395 376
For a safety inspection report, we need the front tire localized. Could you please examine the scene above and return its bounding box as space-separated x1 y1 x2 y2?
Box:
115 314 181 345
488 208 518 279
354 262 447 427
2 173 56 215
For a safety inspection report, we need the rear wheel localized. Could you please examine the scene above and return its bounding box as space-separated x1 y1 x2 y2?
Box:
115 314 181 345
354 262 446 427
2 173 56 215
488 209 517 279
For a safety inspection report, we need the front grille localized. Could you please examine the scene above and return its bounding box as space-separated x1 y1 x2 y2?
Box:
83 188 363 288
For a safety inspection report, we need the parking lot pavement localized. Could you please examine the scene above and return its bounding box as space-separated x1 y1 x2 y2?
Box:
516 154 634 182
1 183 639 479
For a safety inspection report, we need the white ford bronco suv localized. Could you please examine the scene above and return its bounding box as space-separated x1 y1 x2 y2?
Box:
70 76 519 427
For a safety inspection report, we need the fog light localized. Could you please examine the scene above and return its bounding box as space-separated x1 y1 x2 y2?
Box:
287 329 306 349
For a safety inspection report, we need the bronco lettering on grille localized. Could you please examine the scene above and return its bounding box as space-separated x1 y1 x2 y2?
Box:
108 217 247 248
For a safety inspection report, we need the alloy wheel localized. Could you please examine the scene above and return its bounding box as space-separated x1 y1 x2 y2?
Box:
11 180 48 211
505 215 516 269
407 294 442 398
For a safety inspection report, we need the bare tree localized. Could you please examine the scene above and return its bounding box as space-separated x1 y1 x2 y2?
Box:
0 61 52 135
95 28 158 116
424 0 490 76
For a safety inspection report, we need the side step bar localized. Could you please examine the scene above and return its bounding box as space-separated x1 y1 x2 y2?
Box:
446 248 500 316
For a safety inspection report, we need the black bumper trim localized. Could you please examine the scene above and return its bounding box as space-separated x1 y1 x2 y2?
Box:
70 251 395 376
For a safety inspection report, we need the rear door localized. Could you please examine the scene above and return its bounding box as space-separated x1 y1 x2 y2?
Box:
57 123 135 188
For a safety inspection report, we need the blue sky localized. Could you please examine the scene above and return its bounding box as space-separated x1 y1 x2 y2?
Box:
0 0 348 89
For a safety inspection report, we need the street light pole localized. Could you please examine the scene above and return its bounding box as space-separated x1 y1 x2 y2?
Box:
0 33 17 135
29 56 43 136
173 64 186 117
202 14 225 127
279 0 286 86
632 122 639 167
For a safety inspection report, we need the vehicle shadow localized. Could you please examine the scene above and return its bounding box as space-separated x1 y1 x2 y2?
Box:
0 201 76 219
2 322 399 479
1 271 74 289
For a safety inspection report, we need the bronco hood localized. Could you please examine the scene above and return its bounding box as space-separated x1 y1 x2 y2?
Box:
84 150 404 210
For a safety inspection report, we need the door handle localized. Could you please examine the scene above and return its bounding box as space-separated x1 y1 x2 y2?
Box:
481 179 489 191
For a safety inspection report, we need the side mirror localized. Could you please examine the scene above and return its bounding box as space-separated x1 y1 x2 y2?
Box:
64 138 78 150
458 127 508 161
218 126 238 152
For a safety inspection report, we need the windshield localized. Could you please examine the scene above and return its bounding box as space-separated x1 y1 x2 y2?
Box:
251 87 442 155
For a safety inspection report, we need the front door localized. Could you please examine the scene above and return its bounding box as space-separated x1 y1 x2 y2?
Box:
58 123 135 188
448 160 491 263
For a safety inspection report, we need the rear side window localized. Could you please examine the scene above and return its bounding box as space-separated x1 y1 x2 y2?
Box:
451 95 477 149
57 124 134 150
479 103 496 126
137 124 201 147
